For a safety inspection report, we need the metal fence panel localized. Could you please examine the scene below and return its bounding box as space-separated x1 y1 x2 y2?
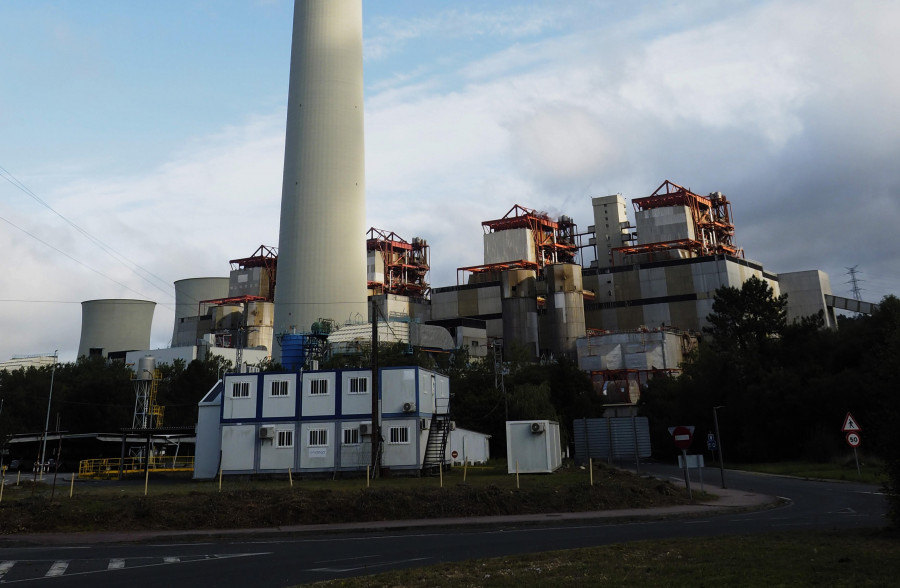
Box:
573 417 651 462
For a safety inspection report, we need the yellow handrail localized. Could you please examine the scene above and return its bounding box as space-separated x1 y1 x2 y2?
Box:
78 456 194 478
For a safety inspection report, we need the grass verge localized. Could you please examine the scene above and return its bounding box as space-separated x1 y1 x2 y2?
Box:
0 461 702 535
307 528 900 587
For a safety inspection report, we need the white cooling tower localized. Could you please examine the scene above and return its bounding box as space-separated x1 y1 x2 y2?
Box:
272 0 367 361
78 299 156 358
172 277 230 343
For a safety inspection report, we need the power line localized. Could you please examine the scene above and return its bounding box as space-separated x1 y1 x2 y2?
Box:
0 164 176 301
0 214 155 301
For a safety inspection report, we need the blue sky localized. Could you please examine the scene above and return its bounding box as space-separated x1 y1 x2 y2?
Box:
2 0 899 362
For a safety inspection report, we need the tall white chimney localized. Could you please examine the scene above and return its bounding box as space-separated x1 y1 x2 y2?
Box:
273 0 367 360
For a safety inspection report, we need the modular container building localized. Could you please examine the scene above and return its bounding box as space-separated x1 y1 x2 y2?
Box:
195 365 452 478
506 420 562 474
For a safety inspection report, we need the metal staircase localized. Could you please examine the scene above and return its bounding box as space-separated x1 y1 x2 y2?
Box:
421 414 453 476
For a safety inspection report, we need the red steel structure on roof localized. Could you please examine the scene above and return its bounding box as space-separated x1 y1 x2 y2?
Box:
229 245 278 301
612 180 743 264
459 204 579 281
366 228 430 298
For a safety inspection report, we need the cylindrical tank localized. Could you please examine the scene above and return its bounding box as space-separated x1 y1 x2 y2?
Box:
245 301 274 327
172 277 229 345
280 333 307 371
273 0 368 360
136 356 156 380
244 301 275 350
545 264 587 358
500 269 539 358
78 299 156 359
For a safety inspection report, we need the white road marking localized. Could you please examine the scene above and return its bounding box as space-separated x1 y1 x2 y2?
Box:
0 560 17 580
108 558 125 570
45 561 69 577
163 557 180 563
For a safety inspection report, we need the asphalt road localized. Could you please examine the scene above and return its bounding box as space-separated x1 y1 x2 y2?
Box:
0 467 887 587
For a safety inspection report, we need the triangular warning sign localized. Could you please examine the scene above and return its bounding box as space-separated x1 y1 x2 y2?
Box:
842 412 861 433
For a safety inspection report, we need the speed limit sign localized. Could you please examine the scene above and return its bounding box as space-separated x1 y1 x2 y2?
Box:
846 432 861 447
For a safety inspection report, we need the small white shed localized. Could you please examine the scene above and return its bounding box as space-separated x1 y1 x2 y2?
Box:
446 427 491 465
506 420 562 474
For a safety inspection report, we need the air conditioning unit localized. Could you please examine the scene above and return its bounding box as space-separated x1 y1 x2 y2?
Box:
419 419 430 430
402 402 416 413
259 426 275 439
530 422 546 434
359 423 372 436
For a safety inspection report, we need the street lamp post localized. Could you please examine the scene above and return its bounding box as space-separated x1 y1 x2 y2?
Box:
713 405 726 489
39 351 58 481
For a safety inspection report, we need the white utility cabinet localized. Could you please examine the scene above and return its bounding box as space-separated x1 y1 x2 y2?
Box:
506 420 562 474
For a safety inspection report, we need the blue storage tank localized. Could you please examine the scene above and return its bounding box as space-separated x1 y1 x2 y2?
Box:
280 333 307 371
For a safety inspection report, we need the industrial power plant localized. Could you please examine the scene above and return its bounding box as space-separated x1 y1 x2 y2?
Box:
0 0 880 479
59 0 875 405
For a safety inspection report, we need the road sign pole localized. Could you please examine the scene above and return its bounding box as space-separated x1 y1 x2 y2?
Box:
681 449 692 501
853 447 860 476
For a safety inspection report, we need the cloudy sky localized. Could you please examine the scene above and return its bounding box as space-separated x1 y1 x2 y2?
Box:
1 0 898 363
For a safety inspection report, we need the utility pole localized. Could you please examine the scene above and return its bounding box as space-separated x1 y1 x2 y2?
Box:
493 341 507 423
370 298 381 478
39 350 58 481
713 405 726 489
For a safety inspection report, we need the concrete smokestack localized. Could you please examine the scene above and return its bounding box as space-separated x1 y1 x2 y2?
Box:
273 0 367 360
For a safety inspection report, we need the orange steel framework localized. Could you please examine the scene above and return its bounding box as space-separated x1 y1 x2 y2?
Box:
458 204 579 282
611 180 743 265
366 228 430 298
229 244 278 301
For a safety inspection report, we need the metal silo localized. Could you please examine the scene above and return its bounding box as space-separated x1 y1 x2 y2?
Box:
78 299 156 358
172 277 229 345
272 0 368 361
501 269 539 359
544 264 587 359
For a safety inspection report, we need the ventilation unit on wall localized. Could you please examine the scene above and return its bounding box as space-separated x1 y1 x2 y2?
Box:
259 426 275 439
359 423 373 436
403 402 416 413
419 419 430 430
530 422 546 434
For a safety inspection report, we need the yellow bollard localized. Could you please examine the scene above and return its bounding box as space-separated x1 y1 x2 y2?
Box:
366 465 370 488
589 458 593 487
144 465 150 496
218 467 223 492
289 467 293 488
463 459 468 483
516 460 520 489
69 473 75 498
440 463 443 488
17 470 20 486
1 477 5 504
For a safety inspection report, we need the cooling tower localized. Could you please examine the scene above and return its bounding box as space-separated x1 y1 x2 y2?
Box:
78 299 156 358
272 0 367 361
172 277 230 344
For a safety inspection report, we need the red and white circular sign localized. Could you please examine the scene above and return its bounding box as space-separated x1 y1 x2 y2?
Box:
451 450 459 459
846 432 861 448
670 426 694 450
